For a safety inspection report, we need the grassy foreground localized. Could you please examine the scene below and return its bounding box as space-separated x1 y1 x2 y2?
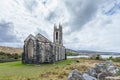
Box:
0 59 77 80
0 59 120 80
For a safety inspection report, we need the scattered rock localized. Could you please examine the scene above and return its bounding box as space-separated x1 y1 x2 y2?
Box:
67 61 120 80
95 61 119 77
83 73 97 80
97 72 108 80
67 69 84 80
85 68 97 78
67 69 97 80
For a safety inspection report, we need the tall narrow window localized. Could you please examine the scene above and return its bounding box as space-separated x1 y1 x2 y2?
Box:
56 32 58 40
27 39 34 59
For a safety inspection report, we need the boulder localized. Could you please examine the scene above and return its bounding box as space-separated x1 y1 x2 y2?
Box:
85 68 97 78
106 65 119 76
95 61 119 77
83 73 97 80
67 69 97 80
97 72 108 80
67 69 84 80
67 61 119 80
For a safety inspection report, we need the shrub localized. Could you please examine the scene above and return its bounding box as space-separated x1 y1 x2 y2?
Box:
0 51 22 62
90 54 102 60
108 56 113 60
113 57 120 62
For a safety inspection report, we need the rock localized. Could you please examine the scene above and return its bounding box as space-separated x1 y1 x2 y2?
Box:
95 63 107 73
67 69 97 80
67 69 84 80
94 61 119 79
85 68 97 78
106 65 119 76
98 61 119 75
67 61 119 80
97 72 108 80
104 61 114 66
83 73 97 80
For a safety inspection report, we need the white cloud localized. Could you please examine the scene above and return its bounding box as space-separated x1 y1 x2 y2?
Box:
0 0 120 52
65 8 120 52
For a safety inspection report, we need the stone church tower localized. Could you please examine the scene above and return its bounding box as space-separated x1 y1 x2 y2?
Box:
53 24 65 61
54 24 63 45
22 24 66 64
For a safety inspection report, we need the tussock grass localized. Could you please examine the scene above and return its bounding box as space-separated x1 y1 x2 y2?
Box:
0 58 120 80
0 59 75 80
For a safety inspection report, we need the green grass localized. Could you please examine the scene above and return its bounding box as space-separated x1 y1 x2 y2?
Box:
0 59 75 80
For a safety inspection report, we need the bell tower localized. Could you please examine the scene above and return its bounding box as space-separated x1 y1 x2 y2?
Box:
53 24 63 45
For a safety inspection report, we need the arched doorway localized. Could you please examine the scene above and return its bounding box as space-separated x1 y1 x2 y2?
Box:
27 39 34 59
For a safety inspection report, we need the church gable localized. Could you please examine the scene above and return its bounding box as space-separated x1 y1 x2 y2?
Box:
35 33 51 43
24 34 36 43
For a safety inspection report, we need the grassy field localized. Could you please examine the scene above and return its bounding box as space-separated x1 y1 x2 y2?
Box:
0 59 120 80
0 59 76 80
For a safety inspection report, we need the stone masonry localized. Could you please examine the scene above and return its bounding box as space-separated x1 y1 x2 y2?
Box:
22 24 66 64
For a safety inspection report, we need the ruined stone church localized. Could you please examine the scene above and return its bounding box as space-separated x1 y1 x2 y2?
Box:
22 24 66 64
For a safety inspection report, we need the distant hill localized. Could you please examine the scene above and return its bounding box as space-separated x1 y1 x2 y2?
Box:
66 49 78 53
77 50 120 55
66 49 79 56
0 46 23 54
0 45 119 55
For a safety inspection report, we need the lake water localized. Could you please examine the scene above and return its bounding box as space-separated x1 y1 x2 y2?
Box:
67 55 120 59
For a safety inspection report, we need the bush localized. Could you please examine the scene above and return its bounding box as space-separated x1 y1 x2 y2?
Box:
106 56 120 62
108 56 113 60
0 51 22 62
113 57 120 62
90 54 102 60
96 54 101 60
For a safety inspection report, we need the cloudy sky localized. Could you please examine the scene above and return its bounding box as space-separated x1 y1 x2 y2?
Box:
0 0 120 52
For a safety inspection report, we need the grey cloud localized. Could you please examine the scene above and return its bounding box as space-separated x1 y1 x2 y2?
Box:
64 0 102 31
101 20 112 26
46 8 64 24
42 0 48 5
0 20 18 42
43 0 104 36
24 0 38 12
35 28 49 39
46 11 57 23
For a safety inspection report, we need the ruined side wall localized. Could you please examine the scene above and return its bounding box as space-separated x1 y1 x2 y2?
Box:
36 42 55 63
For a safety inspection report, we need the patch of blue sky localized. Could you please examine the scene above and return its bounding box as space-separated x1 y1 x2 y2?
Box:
103 3 120 15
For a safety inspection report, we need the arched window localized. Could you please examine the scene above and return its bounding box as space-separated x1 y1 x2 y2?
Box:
27 39 34 59
56 32 59 40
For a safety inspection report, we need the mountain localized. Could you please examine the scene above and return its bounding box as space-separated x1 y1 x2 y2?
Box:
77 50 120 55
0 46 23 54
66 49 78 53
66 49 79 56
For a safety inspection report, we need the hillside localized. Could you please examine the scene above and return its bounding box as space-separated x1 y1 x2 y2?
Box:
0 46 23 54
78 50 120 55
66 49 79 56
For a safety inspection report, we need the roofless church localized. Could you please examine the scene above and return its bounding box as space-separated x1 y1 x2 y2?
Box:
22 24 66 64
